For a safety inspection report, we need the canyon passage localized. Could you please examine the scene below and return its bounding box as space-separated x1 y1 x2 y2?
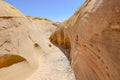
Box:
0 0 120 80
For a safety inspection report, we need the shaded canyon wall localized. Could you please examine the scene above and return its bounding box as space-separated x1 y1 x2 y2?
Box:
50 0 120 80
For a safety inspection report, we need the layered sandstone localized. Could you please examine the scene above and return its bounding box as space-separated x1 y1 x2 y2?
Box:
50 0 120 80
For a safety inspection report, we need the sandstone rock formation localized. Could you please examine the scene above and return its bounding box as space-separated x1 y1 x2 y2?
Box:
0 1 75 80
1 0 120 80
50 0 120 80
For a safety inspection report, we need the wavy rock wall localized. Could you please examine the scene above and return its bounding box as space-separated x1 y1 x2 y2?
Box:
50 0 120 80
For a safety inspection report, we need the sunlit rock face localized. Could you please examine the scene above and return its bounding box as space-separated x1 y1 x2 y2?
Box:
0 0 52 79
0 1 76 80
0 1 41 67
50 0 120 80
0 1 43 79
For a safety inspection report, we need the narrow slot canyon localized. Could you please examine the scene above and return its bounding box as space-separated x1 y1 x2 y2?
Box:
0 0 120 80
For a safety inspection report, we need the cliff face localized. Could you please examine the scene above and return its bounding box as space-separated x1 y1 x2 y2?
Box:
50 0 120 80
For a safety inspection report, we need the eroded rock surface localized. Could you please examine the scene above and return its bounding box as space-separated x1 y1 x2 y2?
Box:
0 54 26 68
0 1 75 80
50 0 120 80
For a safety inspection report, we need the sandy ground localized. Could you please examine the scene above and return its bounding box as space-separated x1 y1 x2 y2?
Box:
27 43 76 80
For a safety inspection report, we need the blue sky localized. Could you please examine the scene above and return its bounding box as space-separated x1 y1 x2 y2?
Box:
5 0 85 22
